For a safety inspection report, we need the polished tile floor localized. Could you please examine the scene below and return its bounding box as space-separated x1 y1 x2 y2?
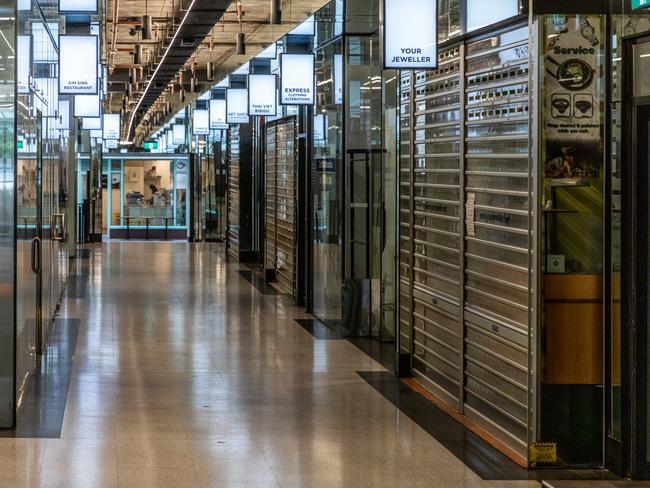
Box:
1 242 543 488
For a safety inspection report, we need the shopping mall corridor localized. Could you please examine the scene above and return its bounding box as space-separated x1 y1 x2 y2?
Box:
0 242 544 488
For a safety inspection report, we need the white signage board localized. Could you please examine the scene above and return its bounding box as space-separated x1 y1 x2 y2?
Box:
74 94 101 117
248 74 277 116
172 124 185 145
334 54 343 105
59 0 98 13
226 89 249 124
17 36 30 94
105 139 118 149
82 117 101 130
193 109 209 135
209 99 228 129
383 0 438 69
280 54 315 105
59 35 98 94
103 113 120 140
467 0 518 32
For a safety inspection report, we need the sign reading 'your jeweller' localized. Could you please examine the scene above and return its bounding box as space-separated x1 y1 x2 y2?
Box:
383 0 438 69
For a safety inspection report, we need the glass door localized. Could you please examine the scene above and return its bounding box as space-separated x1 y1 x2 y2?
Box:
16 110 43 410
622 35 650 479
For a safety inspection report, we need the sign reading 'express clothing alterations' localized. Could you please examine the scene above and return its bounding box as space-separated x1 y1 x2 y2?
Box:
383 0 437 69
280 54 315 105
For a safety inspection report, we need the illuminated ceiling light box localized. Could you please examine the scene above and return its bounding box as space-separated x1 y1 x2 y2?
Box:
59 0 98 13
193 109 209 136
226 88 249 124
383 0 437 69
280 54 315 105
466 0 518 32
74 94 101 117
82 117 102 130
17 36 30 94
209 99 227 129
248 74 277 116
103 113 121 140
59 35 98 95
172 124 185 145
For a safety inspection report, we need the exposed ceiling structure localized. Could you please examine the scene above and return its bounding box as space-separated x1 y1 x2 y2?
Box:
106 0 329 144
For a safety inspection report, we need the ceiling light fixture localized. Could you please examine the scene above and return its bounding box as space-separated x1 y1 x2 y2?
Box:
126 0 199 142
270 0 281 25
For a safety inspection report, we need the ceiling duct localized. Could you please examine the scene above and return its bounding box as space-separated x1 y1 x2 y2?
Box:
126 0 231 140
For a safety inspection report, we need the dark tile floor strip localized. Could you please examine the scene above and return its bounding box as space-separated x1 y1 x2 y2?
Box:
238 270 282 295
357 371 617 482
294 318 343 340
1 319 80 438
65 275 88 298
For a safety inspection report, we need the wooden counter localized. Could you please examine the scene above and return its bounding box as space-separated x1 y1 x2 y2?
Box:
544 274 603 385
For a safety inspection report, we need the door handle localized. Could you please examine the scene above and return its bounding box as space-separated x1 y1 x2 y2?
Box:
30 237 41 274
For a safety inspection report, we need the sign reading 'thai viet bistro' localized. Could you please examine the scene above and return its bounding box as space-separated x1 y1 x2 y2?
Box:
383 0 437 69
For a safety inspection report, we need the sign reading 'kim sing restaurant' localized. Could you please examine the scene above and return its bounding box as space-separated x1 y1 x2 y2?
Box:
383 0 438 69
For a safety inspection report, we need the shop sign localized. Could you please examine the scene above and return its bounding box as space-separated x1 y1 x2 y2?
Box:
280 54 315 105
209 99 228 129
59 35 98 94
632 0 650 9
193 109 209 135
227 88 249 124
248 74 277 116
334 54 343 105
544 15 602 182
383 0 437 69
103 113 120 140
144 141 158 150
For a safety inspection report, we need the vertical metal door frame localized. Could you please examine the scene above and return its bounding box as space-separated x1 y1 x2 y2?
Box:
34 112 43 356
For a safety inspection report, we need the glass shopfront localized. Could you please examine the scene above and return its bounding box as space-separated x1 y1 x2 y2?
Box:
312 2 344 326
79 156 190 240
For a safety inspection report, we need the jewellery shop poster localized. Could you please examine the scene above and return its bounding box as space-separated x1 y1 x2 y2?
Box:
544 15 603 182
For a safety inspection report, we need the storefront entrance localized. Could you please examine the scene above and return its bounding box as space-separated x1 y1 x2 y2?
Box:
621 34 650 479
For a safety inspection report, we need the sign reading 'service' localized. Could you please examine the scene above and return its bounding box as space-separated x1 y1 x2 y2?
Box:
280 54 315 105
383 0 437 69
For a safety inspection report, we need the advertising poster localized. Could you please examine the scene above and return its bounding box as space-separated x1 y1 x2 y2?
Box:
544 15 602 181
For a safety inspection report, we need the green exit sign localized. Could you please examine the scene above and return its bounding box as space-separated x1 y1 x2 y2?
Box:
144 141 158 150
17 140 23 149
633 0 650 9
